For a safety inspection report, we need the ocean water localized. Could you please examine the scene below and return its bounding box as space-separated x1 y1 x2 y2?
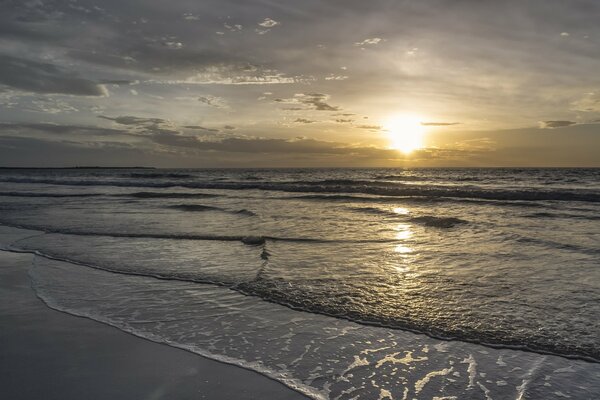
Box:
0 168 599 399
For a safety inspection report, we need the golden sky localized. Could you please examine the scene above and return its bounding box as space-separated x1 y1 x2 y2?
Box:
0 0 599 166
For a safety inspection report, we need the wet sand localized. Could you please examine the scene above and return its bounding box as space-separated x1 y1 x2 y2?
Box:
0 251 307 400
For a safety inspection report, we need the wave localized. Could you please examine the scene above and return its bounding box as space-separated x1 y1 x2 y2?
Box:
347 207 468 227
287 194 554 210
1 176 598 202
523 212 600 221
168 204 222 212
0 191 222 199
286 194 387 202
372 174 483 182
409 216 467 228
515 236 600 254
235 209 257 217
9 241 597 363
124 172 194 179
236 280 600 363
242 175 262 181
3 224 598 363
125 191 221 199
0 221 395 246
28 287 324 400
347 206 402 217
372 175 422 181
0 191 103 198
167 204 257 217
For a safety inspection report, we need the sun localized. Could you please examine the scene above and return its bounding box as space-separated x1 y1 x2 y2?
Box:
384 114 426 154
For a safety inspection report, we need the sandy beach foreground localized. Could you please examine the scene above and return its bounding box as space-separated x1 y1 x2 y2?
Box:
0 251 306 400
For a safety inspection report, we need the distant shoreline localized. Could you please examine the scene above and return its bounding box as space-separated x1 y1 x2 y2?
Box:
0 166 156 170
0 166 598 170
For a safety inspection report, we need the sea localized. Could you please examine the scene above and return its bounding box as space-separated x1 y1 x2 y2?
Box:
0 167 599 399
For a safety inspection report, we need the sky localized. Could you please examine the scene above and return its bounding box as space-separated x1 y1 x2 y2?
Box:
1 0 599 167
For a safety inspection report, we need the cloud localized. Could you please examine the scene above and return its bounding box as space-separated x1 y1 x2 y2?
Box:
179 64 300 85
0 54 107 96
421 122 461 126
98 115 166 126
300 94 340 111
356 125 382 131
163 41 183 49
276 93 340 111
0 135 170 168
25 98 79 114
0 121 499 167
255 18 280 35
0 122 124 137
294 118 315 124
182 125 220 132
67 40 245 78
99 79 138 86
258 18 280 28
198 95 228 108
354 38 383 47
223 125 236 130
182 13 200 21
149 134 376 156
325 74 349 81
223 23 243 32
571 92 600 112
539 120 577 129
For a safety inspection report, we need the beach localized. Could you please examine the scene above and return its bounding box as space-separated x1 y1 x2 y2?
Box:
0 250 306 400
1 0 599 396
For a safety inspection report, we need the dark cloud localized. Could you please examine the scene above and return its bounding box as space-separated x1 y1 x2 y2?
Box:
276 93 340 111
70 47 235 76
0 121 501 167
300 93 340 111
0 54 107 96
335 119 354 123
0 136 168 168
150 133 379 155
0 122 123 137
99 79 138 86
198 95 227 108
356 125 382 131
182 125 220 132
294 118 315 124
223 125 236 130
539 120 577 129
421 122 461 126
98 115 166 126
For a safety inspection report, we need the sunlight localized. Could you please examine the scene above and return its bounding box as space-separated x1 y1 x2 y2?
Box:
393 207 410 215
394 223 413 240
384 114 426 154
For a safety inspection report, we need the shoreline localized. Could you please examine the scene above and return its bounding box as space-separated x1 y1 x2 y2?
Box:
3 223 597 365
0 250 307 400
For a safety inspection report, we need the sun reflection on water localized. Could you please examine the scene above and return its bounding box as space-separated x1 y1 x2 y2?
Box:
393 207 410 215
394 223 413 240
394 244 413 254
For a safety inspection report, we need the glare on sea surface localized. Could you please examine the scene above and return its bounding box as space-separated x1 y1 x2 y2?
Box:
393 207 410 215
385 114 426 154
394 223 413 240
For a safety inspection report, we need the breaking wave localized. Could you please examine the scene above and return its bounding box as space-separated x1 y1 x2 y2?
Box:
0 176 598 202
